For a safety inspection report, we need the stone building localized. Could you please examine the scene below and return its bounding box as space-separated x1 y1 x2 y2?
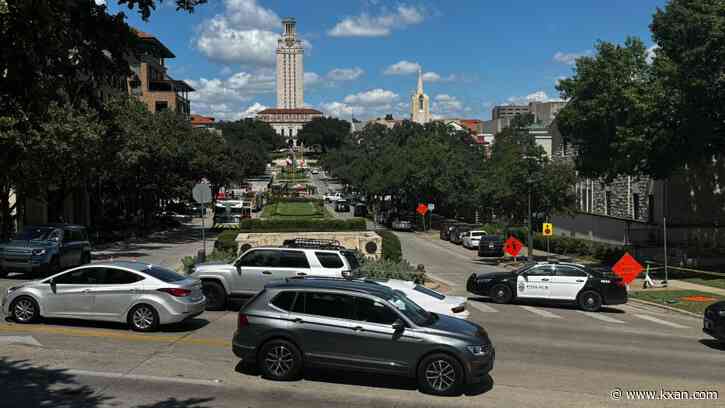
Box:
410 68 431 124
256 18 321 146
127 30 194 116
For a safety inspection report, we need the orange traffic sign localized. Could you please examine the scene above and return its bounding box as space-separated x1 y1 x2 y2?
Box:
543 223 553 236
416 204 428 216
611 252 643 284
504 236 524 257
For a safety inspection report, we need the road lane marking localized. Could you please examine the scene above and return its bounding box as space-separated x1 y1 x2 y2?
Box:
468 301 498 313
0 335 42 347
0 324 229 348
633 314 690 329
66 369 224 386
519 305 562 319
576 311 625 324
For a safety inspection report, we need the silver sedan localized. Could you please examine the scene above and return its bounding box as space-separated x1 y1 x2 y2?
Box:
1 261 206 331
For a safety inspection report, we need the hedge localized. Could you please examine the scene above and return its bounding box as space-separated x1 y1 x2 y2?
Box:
503 226 628 265
377 230 402 262
214 230 240 252
225 217 367 232
357 258 422 283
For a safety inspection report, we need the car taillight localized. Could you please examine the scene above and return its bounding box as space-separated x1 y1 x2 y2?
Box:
238 313 249 328
158 288 192 297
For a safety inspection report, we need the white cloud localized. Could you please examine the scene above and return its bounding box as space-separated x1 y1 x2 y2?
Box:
422 71 456 82
219 66 233 76
241 102 267 118
194 0 292 67
304 72 322 87
433 94 464 115
553 50 591 66
187 70 275 120
223 0 280 29
328 4 425 37
326 67 364 81
646 44 659 64
343 88 398 106
507 90 562 105
320 101 366 118
383 60 420 75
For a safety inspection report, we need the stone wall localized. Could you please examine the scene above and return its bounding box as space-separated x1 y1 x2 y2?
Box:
235 231 382 259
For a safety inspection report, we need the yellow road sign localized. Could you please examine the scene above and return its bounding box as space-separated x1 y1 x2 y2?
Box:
543 223 553 236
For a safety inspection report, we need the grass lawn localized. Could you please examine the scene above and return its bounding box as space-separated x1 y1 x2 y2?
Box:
680 277 725 290
629 289 725 314
261 201 331 219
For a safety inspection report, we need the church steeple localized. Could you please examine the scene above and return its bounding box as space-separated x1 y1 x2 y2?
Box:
411 65 431 124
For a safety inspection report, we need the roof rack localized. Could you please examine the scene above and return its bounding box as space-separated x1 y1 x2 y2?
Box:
282 238 345 250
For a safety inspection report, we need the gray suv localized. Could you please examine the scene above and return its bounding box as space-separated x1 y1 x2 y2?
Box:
233 277 495 396
0 224 92 278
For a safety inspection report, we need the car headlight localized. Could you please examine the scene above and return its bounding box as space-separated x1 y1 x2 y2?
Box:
32 249 47 256
467 345 489 356
718 310 725 317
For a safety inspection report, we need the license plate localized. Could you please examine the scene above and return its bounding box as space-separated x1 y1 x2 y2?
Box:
704 319 712 329
489 244 494 249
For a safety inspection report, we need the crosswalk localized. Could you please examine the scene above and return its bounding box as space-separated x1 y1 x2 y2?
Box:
465 300 698 330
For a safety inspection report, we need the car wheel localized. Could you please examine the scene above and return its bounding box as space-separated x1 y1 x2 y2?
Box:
417 353 464 396
490 284 513 304
11 296 40 324
128 304 159 332
578 290 603 312
258 339 303 381
202 281 227 311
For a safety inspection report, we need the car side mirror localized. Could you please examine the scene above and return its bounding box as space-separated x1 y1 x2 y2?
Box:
49 278 57 293
392 319 405 332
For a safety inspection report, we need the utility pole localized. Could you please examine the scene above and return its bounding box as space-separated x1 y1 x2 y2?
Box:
528 180 534 262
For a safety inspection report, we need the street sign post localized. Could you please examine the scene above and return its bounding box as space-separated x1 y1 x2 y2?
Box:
612 252 644 285
192 183 212 258
543 222 553 253
416 204 428 231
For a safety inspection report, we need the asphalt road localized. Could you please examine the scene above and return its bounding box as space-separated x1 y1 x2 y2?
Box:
1 223 725 407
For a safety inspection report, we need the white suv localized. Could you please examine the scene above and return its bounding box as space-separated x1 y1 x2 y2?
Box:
462 230 487 249
191 245 360 310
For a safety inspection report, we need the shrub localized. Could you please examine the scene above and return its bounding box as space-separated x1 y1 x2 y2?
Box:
357 258 423 283
378 230 402 262
214 230 240 253
234 218 366 232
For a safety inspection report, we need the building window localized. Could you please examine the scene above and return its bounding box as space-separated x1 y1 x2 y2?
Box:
605 191 612 216
419 95 424 112
155 101 168 112
632 193 640 220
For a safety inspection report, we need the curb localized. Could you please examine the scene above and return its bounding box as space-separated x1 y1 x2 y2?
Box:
628 298 702 318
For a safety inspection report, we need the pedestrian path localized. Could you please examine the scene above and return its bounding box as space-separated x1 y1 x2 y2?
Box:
466 299 698 331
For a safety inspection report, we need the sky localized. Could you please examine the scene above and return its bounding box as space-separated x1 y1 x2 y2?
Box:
101 0 666 121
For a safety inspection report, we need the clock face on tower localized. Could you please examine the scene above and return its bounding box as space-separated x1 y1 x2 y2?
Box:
285 38 295 47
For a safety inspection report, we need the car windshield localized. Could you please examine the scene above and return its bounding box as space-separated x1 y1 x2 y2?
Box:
386 289 433 326
142 266 186 282
480 236 502 242
14 227 55 241
471 231 486 237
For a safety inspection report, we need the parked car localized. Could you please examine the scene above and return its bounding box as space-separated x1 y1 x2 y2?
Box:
477 235 505 258
462 230 487 249
324 192 342 202
375 279 469 319
703 301 725 343
0 224 92 278
353 203 368 217
438 220 459 241
191 246 361 310
233 277 494 396
450 225 477 245
2 261 206 331
466 261 627 312
391 219 413 231
335 200 350 212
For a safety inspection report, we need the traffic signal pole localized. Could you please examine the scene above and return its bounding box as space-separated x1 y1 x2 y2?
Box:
528 184 534 262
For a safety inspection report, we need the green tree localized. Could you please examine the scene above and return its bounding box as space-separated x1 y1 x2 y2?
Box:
217 118 285 152
297 117 351 153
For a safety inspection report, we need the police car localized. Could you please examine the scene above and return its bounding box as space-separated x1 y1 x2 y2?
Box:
466 261 627 312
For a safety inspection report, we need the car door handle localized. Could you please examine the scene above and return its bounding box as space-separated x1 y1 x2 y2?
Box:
576 279 585 283
353 326 363 332
297 272 307 276
541 278 550 282
293 318 303 323
262 271 272 275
